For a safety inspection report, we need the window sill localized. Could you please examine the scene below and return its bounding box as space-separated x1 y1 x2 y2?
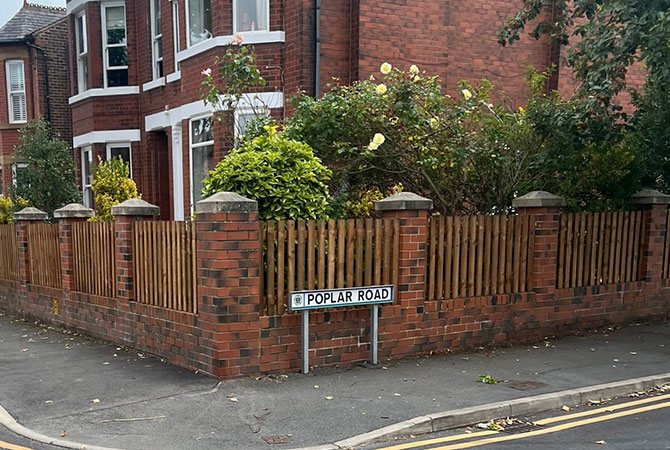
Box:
69 86 141 105
166 71 181 83
177 31 285 63
142 77 166 92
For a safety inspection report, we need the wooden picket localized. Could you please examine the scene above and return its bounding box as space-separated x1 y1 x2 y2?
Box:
0 224 19 281
557 211 643 288
72 222 115 297
133 221 197 313
426 215 534 300
27 223 61 288
261 218 400 316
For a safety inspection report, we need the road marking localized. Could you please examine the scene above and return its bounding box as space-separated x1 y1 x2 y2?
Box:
535 393 670 425
0 440 35 450
428 400 670 450
373 430 498 450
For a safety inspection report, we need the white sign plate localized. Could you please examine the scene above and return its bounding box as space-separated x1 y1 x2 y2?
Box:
290 285 394 311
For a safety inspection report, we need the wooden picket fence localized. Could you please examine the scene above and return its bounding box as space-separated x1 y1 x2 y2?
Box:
557 211 644 288
72 222 115 297
27 223 61 288
261 219 400 316
0 224 19 281
426 215 534 300
133 221 197 313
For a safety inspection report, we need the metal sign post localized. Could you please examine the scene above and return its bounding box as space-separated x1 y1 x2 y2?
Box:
291 285 394 373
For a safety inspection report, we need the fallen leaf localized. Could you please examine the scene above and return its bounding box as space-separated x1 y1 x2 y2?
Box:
562 405 571 412
394 393 401 397
314 385 319 389
91 399 100 404
229 397 239 403
60 430 67 437
595 440 607 445
45 400 53 404
325 396 334 400
21 348 28 352
381 366 388 370
102 362 110 365
629 352 637 355
613 359 619 362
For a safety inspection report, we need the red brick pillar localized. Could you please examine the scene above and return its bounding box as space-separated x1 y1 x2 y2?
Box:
54 204 94 292
513 191 565 296
631 189 670 283
111 199 160 300
13 207 48 284
375 192 432 355
195 192 261 378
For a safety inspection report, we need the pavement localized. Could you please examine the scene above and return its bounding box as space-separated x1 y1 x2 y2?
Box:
0 308 669 450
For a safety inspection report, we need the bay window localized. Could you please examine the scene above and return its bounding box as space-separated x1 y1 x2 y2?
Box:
5 60 26 123
187 0 212 46
234 0 269 33
151 0 163 79
106 143 133 177
75 12 88 93
189 117 214 208
102 2 128 87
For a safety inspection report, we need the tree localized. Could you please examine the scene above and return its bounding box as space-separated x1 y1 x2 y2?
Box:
11 120 80 217
90 157 139 222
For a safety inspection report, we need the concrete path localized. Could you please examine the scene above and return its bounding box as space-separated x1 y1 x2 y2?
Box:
0 309 669 450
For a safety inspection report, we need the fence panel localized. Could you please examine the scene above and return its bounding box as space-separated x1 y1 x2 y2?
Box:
133 221 197 313
426 215 533 301
27 223 61 288
0 224 19 281
261 219 400 316
557 211 643 288
72 222 115 297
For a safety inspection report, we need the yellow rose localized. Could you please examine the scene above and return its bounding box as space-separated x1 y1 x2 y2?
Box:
413 76 421 82
373 133 386 146
376 84 388 95
409 64 419 74
461 89 473 100
368 142 379 151
380 62 392 75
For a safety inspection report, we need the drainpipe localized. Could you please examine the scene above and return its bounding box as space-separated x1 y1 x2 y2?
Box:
314 0 320 97
27 41 52 126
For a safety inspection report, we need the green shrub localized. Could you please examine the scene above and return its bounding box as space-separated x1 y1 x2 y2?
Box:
201 128 332 220
90 157 139 222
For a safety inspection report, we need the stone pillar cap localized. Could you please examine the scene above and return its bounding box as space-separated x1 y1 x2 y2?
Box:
374 192 433 211
196 192 258 214
630 189 670 205
14 207 48 221
54 203 94 219
513 191 565 208
111 198 160 217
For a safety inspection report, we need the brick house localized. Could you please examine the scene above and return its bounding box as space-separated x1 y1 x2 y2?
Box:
0 2 70 197
66 0 632 221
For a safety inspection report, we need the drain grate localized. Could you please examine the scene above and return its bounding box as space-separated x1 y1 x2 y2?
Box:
500 423 544 435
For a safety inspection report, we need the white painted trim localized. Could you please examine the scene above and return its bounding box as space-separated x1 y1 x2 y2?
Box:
144 91 284 131
69 86 140 105
170 122 185 221
73 129 141 148
142 77 166 92
176 31 285 63
166 71 181 83
67 0 96 15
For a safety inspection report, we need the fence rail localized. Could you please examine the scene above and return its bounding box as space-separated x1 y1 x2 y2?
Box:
426 215 534 300
557 211 644 288
261 219 400 316
27 223 62 288
133 221 197 313
72 222 115 297
0 225 19 281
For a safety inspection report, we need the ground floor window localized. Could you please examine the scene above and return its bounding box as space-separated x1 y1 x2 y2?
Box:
189 117 215 209
234 108 269 144
106 143 132 177
11 163 27 187
81 147 93 207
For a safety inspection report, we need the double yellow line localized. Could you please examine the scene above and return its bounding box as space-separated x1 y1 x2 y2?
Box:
378 393 670 450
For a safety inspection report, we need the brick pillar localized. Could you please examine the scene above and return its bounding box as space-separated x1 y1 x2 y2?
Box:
513 191 565 296
111 199 160 300
13 207 48 284
54 204 94 292
375 192 432 351
195 192 261 378
631 189 670 283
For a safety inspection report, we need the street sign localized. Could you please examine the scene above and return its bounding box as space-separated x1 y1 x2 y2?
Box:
291 285 395 373
289 285 394 311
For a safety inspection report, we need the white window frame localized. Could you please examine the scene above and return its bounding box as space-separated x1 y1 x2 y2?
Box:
101 1 128 88
105 143 133 177
80 147 93 207
150 0 163 80
75 11 88 93
185 0 212 47
11 162 28 186
5 60 26 124
188 115 214 211
171 0 180 73
233 0 270 34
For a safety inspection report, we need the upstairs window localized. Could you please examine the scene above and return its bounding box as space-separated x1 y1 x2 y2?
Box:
5 60 26 123
75 12 88 93
150 0 163 79
187 0 212 46
234 0 269 33
102 2 128 87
